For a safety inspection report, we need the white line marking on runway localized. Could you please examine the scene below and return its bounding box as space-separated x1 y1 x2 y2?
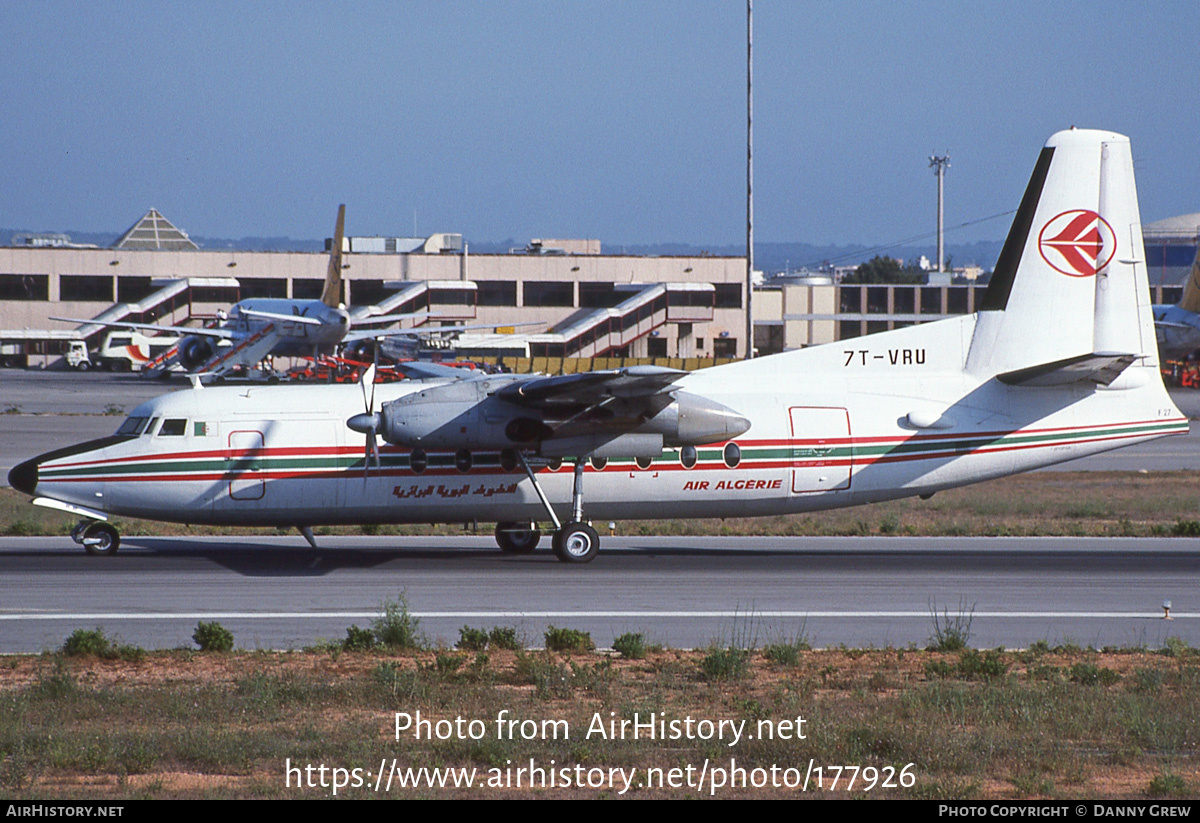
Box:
0 611 1195 621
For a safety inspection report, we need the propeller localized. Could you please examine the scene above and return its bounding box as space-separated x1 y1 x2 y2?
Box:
347 351 381 480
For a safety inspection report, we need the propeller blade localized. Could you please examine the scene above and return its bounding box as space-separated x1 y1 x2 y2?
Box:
357 362 379 481
367 431 380 468
361 363 377 413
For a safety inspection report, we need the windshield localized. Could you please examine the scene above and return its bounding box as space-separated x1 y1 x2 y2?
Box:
115 416 150 437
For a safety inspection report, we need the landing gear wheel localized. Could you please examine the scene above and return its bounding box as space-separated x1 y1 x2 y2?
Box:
552 522 599 563
495 522 540 554
82 522 120 556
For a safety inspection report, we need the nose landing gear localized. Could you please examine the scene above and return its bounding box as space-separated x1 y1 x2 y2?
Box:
71 520 120 556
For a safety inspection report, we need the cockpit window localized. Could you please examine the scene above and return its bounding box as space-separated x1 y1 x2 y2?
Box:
158 418 187 437
116 416 150 437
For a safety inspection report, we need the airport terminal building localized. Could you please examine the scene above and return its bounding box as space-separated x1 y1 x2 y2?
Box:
2 208 1197 368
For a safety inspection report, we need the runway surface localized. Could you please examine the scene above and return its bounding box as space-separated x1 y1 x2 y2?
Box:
1 535 1196 653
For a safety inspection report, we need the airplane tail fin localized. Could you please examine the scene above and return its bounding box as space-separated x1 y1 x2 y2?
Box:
966 129 1157 378
320 204 346 308
1177 245 1200 314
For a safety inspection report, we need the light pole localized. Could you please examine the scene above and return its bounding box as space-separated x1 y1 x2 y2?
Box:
929 154 950 272
746 0 754 359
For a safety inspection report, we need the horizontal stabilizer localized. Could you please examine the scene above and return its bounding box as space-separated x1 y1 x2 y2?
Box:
996 352 1137 387
240 308 323 326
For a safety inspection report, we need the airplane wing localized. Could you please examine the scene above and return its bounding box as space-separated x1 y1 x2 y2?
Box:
393 361 478 380
50 316 239 340
346 311 437 329
354 363 749 460
496 365 686 407
342 319 544 344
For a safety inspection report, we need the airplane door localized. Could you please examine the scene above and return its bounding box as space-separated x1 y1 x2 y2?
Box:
789 407 852 494
227 430 265 501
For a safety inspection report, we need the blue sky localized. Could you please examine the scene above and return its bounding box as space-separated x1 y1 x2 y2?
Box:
2 1 1197 246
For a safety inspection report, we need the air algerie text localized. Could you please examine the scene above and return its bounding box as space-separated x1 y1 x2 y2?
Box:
683 479 783 491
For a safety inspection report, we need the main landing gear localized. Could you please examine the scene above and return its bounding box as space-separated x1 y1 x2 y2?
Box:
71 520 120 556
495 522 540 554
491 454 600 563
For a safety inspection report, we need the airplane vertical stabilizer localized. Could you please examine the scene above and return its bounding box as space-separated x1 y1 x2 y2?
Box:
321 204 346 308
966 129 1154 377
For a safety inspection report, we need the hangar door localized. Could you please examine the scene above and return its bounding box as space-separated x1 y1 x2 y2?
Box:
789 407 852 494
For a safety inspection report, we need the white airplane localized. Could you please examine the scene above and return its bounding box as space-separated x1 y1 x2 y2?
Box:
52 206 422 378
9 129 1188 562
1152 246 1200 361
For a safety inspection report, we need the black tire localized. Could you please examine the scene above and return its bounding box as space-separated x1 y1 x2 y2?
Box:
495 522 540 554
75 361 90 372
82 523 120 556
552 522 599 563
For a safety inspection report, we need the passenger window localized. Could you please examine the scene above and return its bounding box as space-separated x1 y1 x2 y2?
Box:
158 419 187 437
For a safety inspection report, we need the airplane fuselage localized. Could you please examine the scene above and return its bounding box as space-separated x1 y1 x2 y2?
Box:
225 299 350 355
13 315 1186 529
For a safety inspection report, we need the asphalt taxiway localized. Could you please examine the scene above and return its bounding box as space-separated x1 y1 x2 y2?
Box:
0 535 1196 653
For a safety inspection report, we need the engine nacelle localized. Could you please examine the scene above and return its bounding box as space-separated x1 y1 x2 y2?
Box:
377 377 548 450
640 391 752 446
178 336 215 370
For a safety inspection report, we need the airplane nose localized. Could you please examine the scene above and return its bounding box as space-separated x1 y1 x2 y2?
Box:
8 457 38 496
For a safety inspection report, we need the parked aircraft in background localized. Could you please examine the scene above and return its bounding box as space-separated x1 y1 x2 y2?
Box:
1153 246 1200 361
11 129 1187 562
53 206 423 379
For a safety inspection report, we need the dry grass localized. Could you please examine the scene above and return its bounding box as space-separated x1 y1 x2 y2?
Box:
1 643 1197 799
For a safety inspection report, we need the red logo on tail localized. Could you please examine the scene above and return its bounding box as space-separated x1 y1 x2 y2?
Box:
1038 210 1116 277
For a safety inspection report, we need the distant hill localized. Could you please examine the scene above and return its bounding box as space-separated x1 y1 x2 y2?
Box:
3 227 1003 270
1 227 323 253
602 240 1007 273
189 236 325 252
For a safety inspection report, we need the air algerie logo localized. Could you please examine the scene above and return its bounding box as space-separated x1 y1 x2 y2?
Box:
1038 209 1117 277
